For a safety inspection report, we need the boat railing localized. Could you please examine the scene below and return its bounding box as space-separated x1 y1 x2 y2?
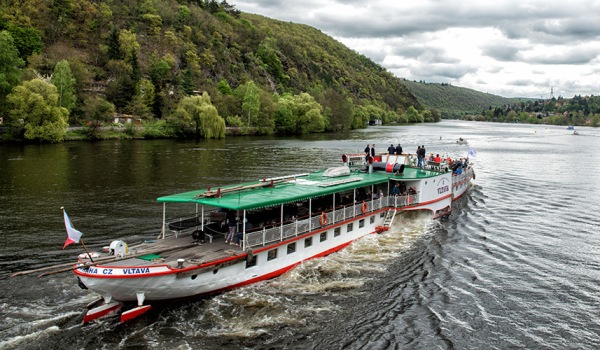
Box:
452 168 471 184
164 209 226 237
245 197 395 248
392 194 418 207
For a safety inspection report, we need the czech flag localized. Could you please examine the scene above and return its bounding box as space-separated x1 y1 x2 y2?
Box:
63 210 83 249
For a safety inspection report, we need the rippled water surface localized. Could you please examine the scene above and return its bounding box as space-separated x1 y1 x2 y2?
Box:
1 121 599 349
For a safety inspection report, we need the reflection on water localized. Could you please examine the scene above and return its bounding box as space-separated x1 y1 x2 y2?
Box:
1 121 600 349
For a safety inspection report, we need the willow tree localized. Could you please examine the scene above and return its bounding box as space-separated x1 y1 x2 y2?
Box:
170 92 225 138
7 79 69 142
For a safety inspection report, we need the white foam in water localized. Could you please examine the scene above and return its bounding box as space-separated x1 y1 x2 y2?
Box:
0 326 60 350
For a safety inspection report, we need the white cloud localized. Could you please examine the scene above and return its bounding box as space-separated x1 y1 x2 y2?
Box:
233 0 600 97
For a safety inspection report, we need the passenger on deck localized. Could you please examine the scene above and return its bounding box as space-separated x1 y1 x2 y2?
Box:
416 146 422 168
392 183 400 196
387 144 395 154
434 154 441 163
378 190 384 198
371 144 376 158
364 144 371 161
395 144 403 155
225 210 237 244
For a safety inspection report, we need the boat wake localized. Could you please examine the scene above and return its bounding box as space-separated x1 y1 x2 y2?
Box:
149 212 436 342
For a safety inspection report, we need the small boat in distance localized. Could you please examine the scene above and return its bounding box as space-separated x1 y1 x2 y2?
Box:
567 125 575 130
456 137 468 144
573 131 579 135
63 152 475 323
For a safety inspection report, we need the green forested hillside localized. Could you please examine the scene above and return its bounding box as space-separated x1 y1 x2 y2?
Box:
0 0 434 142
402 80 518 119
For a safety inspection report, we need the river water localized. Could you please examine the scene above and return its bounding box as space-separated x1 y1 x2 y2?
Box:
0 120 599 349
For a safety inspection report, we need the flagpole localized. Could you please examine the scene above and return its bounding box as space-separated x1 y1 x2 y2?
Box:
79 239 95 263
61 207 94 263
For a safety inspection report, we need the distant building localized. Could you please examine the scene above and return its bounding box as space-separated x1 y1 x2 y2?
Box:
114 113 142 125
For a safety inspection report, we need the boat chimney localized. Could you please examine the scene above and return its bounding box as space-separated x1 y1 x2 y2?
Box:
177 259 185 269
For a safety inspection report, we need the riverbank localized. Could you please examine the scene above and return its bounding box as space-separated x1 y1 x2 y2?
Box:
1 125 276 142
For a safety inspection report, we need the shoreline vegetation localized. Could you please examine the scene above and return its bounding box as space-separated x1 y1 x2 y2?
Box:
0 0 434 144
2 1 596 145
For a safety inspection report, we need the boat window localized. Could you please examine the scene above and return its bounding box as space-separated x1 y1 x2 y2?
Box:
287 242 296 254
380 212 385 218
267 249 278 261
370 216 375 224
320 231 327 242
334 227 341 237
305 237 313 248
359 219 365 228
347 223 353 232
246 255 257 268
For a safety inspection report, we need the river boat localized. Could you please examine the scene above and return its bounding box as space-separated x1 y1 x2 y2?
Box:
72 152 475 323
456 138 468 144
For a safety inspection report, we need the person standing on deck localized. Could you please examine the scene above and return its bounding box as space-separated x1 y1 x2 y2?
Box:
364 144 371 161
225 210 236 244
392 183 400 196
371 144 376 158
395 144 403 155
416 146 422 168
387 144 395 154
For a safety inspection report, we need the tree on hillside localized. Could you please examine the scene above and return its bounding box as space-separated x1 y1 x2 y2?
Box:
316 88 352 131
51 60 77 112
274 93 324 134
3 24 44 61
241 80 260 127
6 79 69 142
107 27 123 60
169 92 225 138
0 31 24 117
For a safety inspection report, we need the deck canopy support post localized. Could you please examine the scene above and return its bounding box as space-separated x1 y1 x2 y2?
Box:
309 198 312 232
280 204 284 241
353 189 356 217
243 210 247 248
161 203 166 239
201 205 204 230
332 193 336 223
371 184 374 211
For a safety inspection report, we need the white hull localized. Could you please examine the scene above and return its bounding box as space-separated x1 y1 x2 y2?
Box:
78 209 389 301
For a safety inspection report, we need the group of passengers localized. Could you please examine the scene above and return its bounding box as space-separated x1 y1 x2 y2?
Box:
392 182 416 196
386 144 403 155
448 157 469 175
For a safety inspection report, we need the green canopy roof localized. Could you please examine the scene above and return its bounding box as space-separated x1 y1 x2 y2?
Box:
157 167 440 210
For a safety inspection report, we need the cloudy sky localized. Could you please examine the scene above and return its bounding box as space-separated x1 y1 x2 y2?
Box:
233 0 600 98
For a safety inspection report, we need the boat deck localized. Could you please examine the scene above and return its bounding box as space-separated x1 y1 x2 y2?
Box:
104 231 243 268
